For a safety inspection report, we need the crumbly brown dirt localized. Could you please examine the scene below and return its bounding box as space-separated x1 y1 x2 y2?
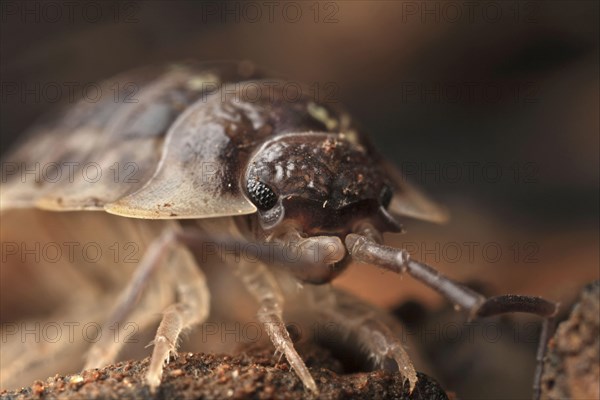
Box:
541 280 600 400
0 343 449 400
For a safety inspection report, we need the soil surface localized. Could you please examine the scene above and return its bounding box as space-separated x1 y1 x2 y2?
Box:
1 343 449 400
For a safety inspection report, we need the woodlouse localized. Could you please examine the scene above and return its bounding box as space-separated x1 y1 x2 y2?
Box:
0 61 557 398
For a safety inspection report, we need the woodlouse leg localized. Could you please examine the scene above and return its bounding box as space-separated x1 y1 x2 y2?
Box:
345 232 558 400
236 260 319 394
83 269 172 371
306 284 418 391
83 229 210 391
1 309 104 389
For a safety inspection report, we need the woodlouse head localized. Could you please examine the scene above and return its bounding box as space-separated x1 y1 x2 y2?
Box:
243 132 402 238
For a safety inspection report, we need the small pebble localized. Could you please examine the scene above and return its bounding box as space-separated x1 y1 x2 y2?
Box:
68 375 84 385
31 381 44 396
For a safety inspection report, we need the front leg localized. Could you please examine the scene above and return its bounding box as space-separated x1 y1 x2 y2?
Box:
306 285 418 391
84 227 210 391
236 261 318 394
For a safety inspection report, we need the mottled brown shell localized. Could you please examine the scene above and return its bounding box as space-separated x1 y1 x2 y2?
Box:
0 61 447 224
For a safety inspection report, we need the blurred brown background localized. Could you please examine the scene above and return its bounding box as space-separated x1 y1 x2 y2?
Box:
1 1 598 399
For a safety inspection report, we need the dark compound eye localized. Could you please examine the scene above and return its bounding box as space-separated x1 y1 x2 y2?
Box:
247 178 278 210
380 184 393 208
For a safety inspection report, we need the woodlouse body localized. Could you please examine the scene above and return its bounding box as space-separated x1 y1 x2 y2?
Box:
1 61 443 280
0 61 556 397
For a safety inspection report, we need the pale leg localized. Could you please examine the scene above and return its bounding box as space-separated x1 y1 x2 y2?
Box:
0 306 104 389
235 261 318 393
83 228 210 391
306 285 418 391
